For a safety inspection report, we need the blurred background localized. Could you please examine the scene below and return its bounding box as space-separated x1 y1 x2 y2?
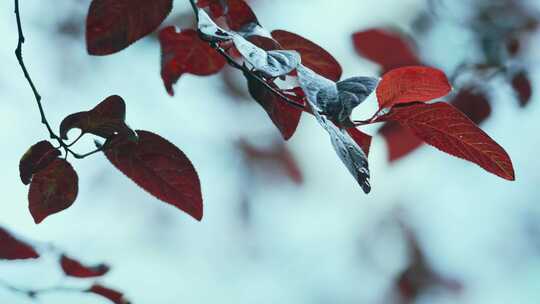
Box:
1 0 540 303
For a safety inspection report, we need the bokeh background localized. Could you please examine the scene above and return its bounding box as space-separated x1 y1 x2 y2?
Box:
1 0 540 303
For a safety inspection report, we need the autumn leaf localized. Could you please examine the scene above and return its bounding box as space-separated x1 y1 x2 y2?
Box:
511 71 533 107
244 71 303 140
197 0 226 18
352 29 421 73
272 30 343 81
60 95 136 141
19 141 61 185
376 66 452 109
377 102 515 180
346 127 372 156
0 227 39 260
87 284 129 304
225 0 260 31
60 255 110 278
159 27 226 96
28 159 79 224
103 130 203 220
86 0 173 55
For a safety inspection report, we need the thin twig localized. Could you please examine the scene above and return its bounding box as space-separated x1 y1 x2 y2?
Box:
14 0 104 159
0 278 84 301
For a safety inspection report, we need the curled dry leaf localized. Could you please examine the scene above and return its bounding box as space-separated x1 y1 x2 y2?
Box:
86 0 173 55
272 30 343 81
377 102 514 180
332 76 378 125
60 255 110 278
0 227 39 260
159 27 226 96
19 140 61 185
103 130 203 221
87 284 130 304
244 71 303 140
232 34 300 78
197 9 232 42
60 95 136 142
352 29 421 73
28 159 79 224
376 66 452 110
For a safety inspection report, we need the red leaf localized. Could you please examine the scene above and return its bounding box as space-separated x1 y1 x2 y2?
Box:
87 284 129 304
159 27 226 96
28 159 79 224
60 255 109 278
60 95 136 141
0 227 39 260
379 89 491 162
104 130 203 220
511 71 533 107
272 30 343 81
197 0 226 18
86 0 173 55
451 89 491 124
378 102 515 180
376 66 452 109
19 141 61 185
239 140 303 184
379 122 423 162
244 72 303 140
352 29 421 73
225 0 259 31
346 127 372 156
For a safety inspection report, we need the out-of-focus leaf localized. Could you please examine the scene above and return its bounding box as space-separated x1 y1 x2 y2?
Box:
0 227 39 260
60 255 109 278
511 71 533 107
87 284 129 304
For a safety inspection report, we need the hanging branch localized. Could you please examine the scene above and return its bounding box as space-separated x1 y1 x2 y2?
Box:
13 0 103 159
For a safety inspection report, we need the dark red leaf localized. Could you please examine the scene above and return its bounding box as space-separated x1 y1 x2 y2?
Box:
197 0 226 18
159 27 226 96
379 89 491 162
352 29 421 73
376 66 452 109
377 102 515 180
239 140 303 184
0 227 39 260
451 89 492 124
346 127 372 156
244 72 303 140
28 159 79 224
225 0 259 31
511 71 533 107
272 30 342 81
60 255 109 278
104 130 203 221
19 141 61 185
86 0 173 55
87 284 129 304
60 95 136 141
379 122 423 162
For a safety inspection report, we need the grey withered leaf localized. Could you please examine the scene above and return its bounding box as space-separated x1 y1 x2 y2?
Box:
232 34 300 77
307 95 371 193
197 9 232 42
297 64 338 111
332 77 379 125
